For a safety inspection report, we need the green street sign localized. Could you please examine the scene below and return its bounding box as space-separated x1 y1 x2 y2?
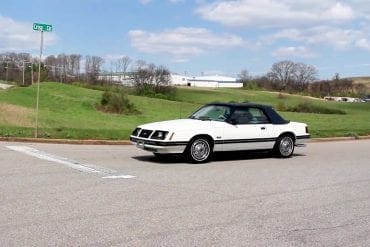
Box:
33 23 53 32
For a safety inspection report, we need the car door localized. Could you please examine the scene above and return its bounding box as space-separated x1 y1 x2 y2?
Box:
218 107 276 151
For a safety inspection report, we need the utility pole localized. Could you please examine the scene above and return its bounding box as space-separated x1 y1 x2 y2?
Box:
22 61 25 86
5 61 9 83
31 63 34 84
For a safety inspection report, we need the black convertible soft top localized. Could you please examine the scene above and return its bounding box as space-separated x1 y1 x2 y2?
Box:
203 102 290 125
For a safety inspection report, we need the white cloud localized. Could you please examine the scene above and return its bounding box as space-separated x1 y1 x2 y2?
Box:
264 26 369 50
169 0 185 3
128 27 245 61
139 0 152 5
196 0 354 28
324 3 354 21
139 0 185 5
272 46 317 58
355 38 370 51
0 16 57 52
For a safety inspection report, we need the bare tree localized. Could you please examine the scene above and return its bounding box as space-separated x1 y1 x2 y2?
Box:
117 56 132 79
267 60 297 90
70 54 82 80
132 64 173 95
134 59 147 71
238 69 251 82
85 55 104 84
294 63 318 91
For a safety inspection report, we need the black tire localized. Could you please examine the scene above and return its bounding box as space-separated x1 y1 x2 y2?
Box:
153 153 166 158
274 134 295 158
186 137 212 163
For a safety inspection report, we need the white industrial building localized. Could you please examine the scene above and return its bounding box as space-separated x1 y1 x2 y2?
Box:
171 74 242 88
98 72 133 86
99 72 242 88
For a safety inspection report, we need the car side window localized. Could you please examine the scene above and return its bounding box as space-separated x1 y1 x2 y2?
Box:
248 108 270 124
231 107 270 124
230 108 252 124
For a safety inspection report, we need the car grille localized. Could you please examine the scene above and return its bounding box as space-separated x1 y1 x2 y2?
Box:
139 129 153 138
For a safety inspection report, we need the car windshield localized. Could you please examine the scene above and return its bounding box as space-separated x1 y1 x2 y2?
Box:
189 105 232 122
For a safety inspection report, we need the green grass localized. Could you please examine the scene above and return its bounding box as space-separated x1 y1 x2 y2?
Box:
0 82 369 139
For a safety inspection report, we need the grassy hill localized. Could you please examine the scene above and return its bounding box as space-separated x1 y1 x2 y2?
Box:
349 76 370 92
0 82 369 139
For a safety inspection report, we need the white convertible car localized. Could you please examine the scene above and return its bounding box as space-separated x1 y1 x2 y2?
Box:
130 103 310 163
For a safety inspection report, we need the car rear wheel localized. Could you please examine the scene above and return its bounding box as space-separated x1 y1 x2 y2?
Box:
186 137 212 163
275 135 295 158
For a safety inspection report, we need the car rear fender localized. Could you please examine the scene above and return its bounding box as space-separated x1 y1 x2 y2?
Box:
277 132 296 142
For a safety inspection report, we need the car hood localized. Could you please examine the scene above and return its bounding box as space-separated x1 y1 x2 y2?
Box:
138 118 220 132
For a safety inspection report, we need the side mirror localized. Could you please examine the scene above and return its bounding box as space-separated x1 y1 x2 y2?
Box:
228 119 238 125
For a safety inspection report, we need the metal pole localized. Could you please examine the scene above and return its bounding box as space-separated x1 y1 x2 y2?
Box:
60 66 62 83
22 61 25 86
5 61 9 83
31 63 34 84
35 30 44 138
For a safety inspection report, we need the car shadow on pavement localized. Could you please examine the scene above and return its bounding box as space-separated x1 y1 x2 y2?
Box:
132 151 306 164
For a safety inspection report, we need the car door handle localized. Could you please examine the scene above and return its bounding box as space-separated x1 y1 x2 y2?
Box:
261 127 266 130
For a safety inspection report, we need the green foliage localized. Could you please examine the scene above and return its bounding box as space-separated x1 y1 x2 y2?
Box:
99 89 138 114
133 65 177 100
243 80 260 90
135 85 177 100
277 101 346 115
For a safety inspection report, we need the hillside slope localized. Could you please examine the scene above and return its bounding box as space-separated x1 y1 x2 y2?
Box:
0 82 369 139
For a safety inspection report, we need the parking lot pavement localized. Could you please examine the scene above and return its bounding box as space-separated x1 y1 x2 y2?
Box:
1 140 370 246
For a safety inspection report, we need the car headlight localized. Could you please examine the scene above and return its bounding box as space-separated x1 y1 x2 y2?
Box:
131 128 141 136
151 130 169 140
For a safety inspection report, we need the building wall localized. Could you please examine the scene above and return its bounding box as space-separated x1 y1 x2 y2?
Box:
189 80 242 88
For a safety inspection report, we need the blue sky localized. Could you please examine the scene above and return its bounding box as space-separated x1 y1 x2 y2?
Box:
1 0 370 79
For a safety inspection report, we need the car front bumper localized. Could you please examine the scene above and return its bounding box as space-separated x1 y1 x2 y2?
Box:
130 137 187 154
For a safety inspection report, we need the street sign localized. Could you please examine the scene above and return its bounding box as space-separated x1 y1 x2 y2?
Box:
33 23 53 32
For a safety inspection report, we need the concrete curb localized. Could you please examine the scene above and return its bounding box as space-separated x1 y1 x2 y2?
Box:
310 135 370 142
1 135 370 145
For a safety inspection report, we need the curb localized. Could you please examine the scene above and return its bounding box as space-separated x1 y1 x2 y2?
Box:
1 135 370 145
310 135 370 142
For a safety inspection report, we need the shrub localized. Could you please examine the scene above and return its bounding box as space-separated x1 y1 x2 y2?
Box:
275 101 287 111
132 64 177 100
283 101 346 115
99 89 138 114
277 93 287 99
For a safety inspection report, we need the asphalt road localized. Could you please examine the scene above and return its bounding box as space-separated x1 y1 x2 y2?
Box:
1 140 370 246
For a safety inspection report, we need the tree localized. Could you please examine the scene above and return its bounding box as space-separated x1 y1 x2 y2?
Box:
85 55 104 84
117 56 132 79
293 63 318 91
132 63 174 98
70 54 82 80
267 60 318 92
238 69 250 82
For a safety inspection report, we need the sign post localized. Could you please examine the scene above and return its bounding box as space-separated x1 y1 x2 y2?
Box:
33 23 52 138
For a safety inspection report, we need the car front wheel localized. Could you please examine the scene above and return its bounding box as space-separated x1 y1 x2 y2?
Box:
186 137 212 163
275 135 295 158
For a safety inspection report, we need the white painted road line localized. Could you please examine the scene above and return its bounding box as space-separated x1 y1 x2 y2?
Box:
6 145 136 179
102 175 136 179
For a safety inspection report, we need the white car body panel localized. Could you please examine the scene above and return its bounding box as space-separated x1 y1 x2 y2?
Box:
131 119 309 154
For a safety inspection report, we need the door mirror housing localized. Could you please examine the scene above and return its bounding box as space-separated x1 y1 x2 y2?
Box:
228 118 238 125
